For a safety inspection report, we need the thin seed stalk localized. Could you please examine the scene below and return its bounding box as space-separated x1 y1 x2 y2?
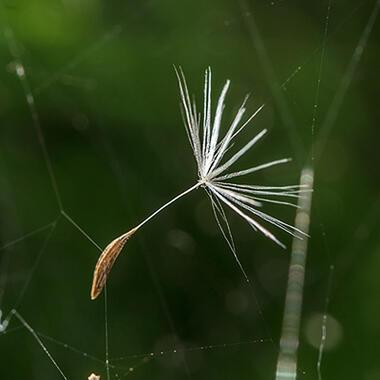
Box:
90 182 200 299
275 167 314 380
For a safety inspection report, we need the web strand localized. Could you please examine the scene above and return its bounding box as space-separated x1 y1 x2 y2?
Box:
2 4 106 257
313 0 380 162
104 286 111 380
280 0 368 90
11 218 59 312
238 0 305 162
0 220 58 252
0 220 57 307
0 219 59 313
315 218 335 380
1 18 64 212
33 0 158 96
142 245 193 379
34 25 123 96
10 310 69 380
61 211 102 252
311 0 332 162
317 264 334 380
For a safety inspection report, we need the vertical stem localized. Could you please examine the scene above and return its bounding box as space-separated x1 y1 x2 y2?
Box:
276 167 314 380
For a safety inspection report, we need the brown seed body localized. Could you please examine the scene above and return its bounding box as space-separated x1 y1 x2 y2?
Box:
91 227 138 300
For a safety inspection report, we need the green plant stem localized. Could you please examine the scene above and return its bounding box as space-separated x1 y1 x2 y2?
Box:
275 167 314 380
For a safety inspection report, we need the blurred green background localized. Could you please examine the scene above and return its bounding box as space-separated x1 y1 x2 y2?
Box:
0 0 379 379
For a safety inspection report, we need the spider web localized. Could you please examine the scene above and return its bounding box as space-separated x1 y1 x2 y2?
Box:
0 0 379 379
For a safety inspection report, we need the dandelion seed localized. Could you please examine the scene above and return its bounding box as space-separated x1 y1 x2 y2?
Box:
90 67 310 299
